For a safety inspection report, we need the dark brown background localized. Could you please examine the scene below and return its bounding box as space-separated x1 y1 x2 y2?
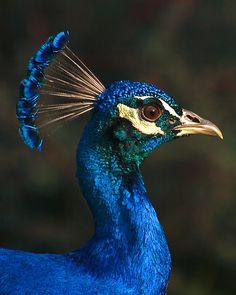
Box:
0 1 235 294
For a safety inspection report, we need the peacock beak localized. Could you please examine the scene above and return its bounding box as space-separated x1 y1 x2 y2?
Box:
173 109 223 139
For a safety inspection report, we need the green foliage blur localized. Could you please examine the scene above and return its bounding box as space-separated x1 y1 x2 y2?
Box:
0 0 235 294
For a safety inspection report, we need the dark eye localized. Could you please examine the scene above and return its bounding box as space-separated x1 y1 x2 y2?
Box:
141 104 162 122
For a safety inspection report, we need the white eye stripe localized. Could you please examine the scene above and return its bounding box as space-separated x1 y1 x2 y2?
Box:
134 95 153 100
134 96 180 119
157 99 180 119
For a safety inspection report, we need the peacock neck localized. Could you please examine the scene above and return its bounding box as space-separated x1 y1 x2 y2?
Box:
75 116 171 293
76 118 154 239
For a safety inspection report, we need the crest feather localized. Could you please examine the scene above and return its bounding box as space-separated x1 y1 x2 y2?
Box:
16 31 105 151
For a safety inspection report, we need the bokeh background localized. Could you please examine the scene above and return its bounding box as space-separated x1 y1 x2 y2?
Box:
0 1 235 294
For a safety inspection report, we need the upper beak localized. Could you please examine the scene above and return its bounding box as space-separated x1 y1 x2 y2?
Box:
173 109 223 139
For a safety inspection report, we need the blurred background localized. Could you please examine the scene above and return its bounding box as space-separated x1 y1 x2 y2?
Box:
0 0 235 294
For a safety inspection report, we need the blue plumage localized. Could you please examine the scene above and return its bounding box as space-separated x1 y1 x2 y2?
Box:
1 32 222 294
96 80 182 113
16 31 69 151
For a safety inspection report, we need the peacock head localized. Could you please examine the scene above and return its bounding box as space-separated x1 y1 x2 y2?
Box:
16 32 223 161
86 80 222 160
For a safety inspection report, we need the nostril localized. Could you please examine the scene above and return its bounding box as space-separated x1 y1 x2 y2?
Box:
186 114 200 123
169 117 177 124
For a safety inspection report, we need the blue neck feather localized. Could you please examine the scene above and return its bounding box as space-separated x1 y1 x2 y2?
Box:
75 112 171 294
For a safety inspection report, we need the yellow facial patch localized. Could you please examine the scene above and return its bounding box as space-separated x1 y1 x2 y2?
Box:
117 103 164 135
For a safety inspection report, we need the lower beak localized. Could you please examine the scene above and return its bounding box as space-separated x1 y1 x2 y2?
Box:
173 109 223 139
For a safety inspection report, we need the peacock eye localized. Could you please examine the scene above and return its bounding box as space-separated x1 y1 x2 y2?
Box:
141 104 162 122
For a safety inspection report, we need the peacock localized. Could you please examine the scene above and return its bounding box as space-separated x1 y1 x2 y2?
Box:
0 31 222 295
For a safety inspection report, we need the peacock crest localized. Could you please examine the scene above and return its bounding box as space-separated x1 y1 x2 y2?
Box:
17 31 105 151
